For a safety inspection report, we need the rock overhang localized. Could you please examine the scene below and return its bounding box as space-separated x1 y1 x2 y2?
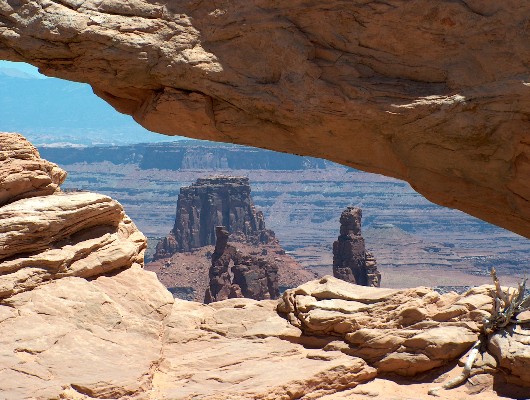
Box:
0 0 529 237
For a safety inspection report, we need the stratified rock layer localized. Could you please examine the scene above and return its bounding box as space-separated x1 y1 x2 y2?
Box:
278 276 530 387
1 133 529 398
0 132 66 205
0 133 146 299
154 176 275 257
2 273 529 399
1 1 529 238
333 207 381 287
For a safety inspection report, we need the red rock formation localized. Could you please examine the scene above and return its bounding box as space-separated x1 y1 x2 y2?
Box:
333 207 381 287
154 176 275 258
204 226 280 303
1 133 529 398
1 1 529 238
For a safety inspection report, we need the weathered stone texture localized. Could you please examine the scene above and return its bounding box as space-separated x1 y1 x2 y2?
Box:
0 133 146 299
0 1 529 237
154 176 275 258
0 132 66 205
333 207 381 287
205 226 280 303
1 136 528 399
2 271 527 399
278 276 530 384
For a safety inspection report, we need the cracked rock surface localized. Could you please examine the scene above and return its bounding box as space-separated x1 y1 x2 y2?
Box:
2 274 529 399
1 1 529 238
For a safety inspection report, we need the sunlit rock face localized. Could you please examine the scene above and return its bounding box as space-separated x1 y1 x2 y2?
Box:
0 133 528 398
1 1 529 238
0 133 147 298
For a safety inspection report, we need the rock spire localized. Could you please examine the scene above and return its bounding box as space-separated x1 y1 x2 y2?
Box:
204 226 280 303
333 207 381 287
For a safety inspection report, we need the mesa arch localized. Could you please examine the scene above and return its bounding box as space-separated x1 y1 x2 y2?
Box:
0 0 529 238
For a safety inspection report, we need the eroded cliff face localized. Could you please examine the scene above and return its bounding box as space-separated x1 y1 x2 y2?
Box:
205 226 280 303
149 175 315 302
0 0 528 238
154 175 275 257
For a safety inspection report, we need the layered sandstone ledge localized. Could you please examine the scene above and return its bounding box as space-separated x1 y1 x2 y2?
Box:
0 1 529 237
0 133 146 299
0 134 528 399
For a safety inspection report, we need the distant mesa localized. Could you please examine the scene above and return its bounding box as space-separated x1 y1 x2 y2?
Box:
147 175 316 302
39 142 328 170
333 207 381 287
154 175 276 257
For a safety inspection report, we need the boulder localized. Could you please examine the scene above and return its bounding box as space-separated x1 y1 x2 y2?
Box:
0 133 66 205
278 276 491 376
1 133 528 399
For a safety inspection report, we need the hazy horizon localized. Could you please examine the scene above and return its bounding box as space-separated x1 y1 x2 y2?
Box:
0 60 187 145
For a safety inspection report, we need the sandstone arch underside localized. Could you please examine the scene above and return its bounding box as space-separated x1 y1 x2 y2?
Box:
1 0 529 238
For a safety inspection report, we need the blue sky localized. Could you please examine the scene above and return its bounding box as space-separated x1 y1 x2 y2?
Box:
0 60 188 144
0 60 46 78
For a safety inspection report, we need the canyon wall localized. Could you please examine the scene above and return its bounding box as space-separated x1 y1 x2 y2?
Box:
1 132 529 398
39 142 327 170
1 1 528 238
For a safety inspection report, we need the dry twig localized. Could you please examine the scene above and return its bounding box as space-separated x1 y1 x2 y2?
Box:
428 268 529 396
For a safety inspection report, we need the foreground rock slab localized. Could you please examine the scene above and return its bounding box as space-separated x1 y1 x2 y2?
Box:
0 267 378 400
1 133 528 399
0 267 173 399
1 2 529 237
2 270 529 400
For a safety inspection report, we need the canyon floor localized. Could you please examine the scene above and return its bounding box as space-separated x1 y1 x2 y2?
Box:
42 142 530 290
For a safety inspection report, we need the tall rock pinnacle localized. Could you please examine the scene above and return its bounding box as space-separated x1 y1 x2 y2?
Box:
333 207 381 287
204 226 280 303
